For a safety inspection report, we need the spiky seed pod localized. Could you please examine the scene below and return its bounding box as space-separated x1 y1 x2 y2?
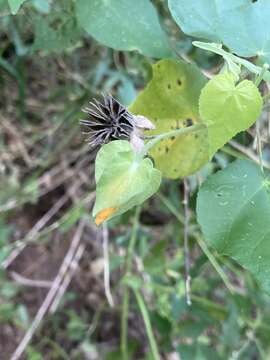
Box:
80 95 135 147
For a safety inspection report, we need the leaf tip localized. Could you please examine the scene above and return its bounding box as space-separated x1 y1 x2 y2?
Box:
95 207 117 225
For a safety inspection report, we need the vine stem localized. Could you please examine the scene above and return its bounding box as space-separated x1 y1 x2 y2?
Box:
254 64 268 174
121 207 140 360
133 289 161 360
137 123 205 160
255 121 264 174
195 234 235 295
255 63 269 87
183 179 192 306
158 194 235 294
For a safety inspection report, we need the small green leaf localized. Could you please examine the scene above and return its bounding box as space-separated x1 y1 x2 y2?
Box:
8 0 26 14
76 0 172 58
199 73 263 157
197 160 270 293
130 59 208 179
193 41 270 81
93 140 161 224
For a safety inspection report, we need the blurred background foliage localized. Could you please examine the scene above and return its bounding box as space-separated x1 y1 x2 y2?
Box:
1 0 270 359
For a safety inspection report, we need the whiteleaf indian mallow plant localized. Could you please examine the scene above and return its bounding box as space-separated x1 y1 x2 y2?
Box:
76 0 270 298
4 0 270 358
63 0 270 300
83 58 264 220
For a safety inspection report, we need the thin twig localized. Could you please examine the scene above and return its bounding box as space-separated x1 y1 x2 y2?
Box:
50 243 86 313
229 140 270 170
183 179 191 306
10 220 86 360
0 116 32 166
2 194 69 269
10 271 52 288
102 223 114 307
0 144 91 213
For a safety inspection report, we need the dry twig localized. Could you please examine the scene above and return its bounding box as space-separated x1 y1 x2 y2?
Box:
10 220 86 360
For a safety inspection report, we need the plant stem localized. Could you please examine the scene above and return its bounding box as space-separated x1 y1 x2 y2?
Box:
183 179 191 306
157 193 185 224
121 289 130 360
195 234 235 294
255 63 269 87
255 121 264 173
133 289 161 360
138 123 205 159
253 62 265 173
158 194 235 294
121 207 140 360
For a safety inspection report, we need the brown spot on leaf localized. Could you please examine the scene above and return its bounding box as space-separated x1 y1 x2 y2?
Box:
186 118 193 127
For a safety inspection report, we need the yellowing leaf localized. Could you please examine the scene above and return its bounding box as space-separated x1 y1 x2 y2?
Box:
129 59 208 179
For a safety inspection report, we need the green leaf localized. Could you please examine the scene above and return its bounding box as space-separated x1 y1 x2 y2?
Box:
32 7 82 54
8 0 26 14
93 140 161 224
168 0 270 63
178 343 219 360
199 73 263 157
0 0 11 15
32 0 50 13
168 0 224 42
221 303 240 348
197 160 270 293
76 0 172 58
130 59 208 179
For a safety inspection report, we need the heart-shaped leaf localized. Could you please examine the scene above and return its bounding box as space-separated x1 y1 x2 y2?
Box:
199 73 263 157
168 0 270 63
76 0 172 58
197 160 270 293
130 59 208 179
93 140 161 224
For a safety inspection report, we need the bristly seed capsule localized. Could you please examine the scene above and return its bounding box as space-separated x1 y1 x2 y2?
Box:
80 94 155 152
